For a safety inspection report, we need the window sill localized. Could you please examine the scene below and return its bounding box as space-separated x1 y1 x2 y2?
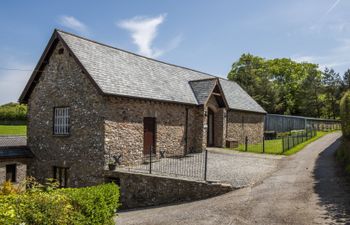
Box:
52 134 70 138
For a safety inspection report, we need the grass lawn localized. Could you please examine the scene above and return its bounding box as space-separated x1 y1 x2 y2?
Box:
233 139 283 154
229 131 335 155
0 125 27 136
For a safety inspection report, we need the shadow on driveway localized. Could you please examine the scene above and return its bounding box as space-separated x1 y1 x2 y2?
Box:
313 137 350 224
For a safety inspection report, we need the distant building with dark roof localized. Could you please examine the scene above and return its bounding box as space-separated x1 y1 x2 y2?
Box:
19 29 266 187
0 136 32 184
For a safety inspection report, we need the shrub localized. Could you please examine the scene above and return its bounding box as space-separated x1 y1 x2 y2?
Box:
16 192 74 225
336 138 350 175
0 182 120 225
340 91 350 139
59 183 120 225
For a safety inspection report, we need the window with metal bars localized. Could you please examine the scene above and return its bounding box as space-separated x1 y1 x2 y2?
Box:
53 107 70 135
53 166 68 187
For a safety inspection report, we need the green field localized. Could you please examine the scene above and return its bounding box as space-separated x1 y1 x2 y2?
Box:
230 131 332 155
0 125 27 136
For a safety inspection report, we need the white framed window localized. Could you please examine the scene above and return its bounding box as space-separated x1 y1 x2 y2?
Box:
54 107 70 135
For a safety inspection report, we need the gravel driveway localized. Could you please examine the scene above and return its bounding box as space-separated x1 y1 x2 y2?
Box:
207 149 283 187
117 132 350 225
119 149 282 188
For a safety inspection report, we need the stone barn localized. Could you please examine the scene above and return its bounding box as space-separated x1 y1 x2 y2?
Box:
19 29 266 187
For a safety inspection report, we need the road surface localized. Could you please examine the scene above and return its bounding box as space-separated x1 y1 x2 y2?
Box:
117 132 350 225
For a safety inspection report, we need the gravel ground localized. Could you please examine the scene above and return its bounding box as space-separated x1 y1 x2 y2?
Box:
118 132 350 225
207 149 283 187
119 150 282 188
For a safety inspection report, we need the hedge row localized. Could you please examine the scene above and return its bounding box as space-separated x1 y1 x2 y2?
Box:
340 91 350 139
0 183 120 225
336 139 350 175
0 103 27 121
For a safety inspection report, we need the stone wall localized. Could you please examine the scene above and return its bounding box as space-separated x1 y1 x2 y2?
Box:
104 170 234 209
27 41 106 187
226 110 265 144
0 160 27 185
104 97 203 166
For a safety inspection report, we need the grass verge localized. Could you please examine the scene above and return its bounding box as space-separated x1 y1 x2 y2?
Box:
228 131 336 156
0 125 27 136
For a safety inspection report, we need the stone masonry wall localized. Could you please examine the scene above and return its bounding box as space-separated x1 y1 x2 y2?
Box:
226 110 265 145
27 41 106 187
104 170 234 209
0 160 27 185
104 97 202 166
214 108 226 147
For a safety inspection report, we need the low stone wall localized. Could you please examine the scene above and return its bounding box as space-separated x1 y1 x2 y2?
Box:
104 170 234 209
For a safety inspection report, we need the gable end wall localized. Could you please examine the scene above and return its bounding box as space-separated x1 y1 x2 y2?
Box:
27 41 105 187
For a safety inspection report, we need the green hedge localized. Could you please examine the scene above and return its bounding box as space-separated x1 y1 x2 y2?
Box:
0 103 27 122
336 139 350 175
0 183 120 225
340 91 350 139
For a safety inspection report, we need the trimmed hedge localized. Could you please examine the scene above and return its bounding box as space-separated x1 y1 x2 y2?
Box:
340 91 350 139
0 183 120 225
0 103 27 122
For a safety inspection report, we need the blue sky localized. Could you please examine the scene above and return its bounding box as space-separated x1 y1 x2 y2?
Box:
1 0 349 104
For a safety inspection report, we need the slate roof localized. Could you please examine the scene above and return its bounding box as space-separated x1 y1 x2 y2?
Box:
20 29 266 114
189 79 217 105
0 136 27 147
0 136 33 159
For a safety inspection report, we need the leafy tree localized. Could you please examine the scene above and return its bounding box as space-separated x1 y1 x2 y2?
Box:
227 54 277 113
344 69 350 90
227 53 344 119
322 68 343 119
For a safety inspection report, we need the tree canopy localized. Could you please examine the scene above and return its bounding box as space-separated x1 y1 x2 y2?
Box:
228 53 347 119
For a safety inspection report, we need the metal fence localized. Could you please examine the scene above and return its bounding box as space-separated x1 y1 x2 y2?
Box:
243 129 317 154
118 149 208 181
265 114 341 133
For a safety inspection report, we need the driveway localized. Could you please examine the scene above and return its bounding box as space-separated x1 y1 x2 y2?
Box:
117 132 350 225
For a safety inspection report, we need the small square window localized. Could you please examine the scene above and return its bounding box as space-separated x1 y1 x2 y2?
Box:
53 107 70 135
53 166 69 188
6 164 16 182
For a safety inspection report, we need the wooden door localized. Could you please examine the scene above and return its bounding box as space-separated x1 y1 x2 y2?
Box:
143 117 156 155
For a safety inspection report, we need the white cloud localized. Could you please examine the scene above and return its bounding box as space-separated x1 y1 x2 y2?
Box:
58 15 88 34
292 38 350 72
117 14 169 58
0 61 33 105
325 0 341 15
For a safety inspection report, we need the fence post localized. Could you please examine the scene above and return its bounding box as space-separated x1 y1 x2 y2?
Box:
263 136 265 153
204 149 208 181
245 136 248 152
287 135 290 150
149 145 152 174
282 137 285 153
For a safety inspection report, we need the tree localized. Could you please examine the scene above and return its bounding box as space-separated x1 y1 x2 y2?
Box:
322 68 343 119
227 53 344 118
227 54 277 113
344 69 350 90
